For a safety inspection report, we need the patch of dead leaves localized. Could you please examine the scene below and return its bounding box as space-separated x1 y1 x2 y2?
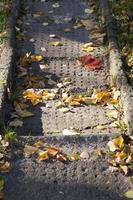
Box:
107 135 133 175
24 141 89 162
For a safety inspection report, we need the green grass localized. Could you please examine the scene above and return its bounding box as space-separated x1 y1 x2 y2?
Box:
0 13 6 32
0 0 13 44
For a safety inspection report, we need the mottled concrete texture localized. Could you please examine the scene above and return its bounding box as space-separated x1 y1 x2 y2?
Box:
99 0 133 135
5 136 133 200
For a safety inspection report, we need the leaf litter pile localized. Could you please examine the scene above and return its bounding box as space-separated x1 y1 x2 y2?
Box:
24 141 89 162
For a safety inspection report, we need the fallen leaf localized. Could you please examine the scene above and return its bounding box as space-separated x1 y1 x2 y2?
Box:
106 110 118 119
81 43 94 53
84 8 94 14
70 153 80 161
52 3 60 8
24 145 38 157
56 154 67 162
31 55 44 62
64 96 84 106
29 38 35 42
18 110 34 118
23 89 42 105
80 151 89 159
20 53 31 67
46 146 59 158
63 128 80 136
109 166 119 172
37 151 49 161
120 165 128 175
114 136 124 149
42 91 55 101
49 34 56 38
55 101 65 109
77 55 101 70
9 119 23 128
108 138 124 154
49 41 63 47
124 190 133 198
80 20 99 30
42 22 49 26
96 125 106 130
0 162 11 173
41 47 46 52
0 31 6 38
107 141 117 152
59 107 70 113
34 141 44 148
73 23 84 29
63 28 72 32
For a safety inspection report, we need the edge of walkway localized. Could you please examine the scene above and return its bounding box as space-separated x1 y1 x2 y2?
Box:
99 0 133 135
0 0 20 125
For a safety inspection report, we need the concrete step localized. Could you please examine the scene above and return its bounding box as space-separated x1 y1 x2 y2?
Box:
5 135 132 200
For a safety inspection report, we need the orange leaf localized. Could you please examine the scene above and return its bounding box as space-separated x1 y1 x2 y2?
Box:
46 146 59 158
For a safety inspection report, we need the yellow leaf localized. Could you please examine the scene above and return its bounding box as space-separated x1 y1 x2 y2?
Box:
95 91 111 103
81 43 94 53
0 31 6 38
70 153 80 161
124 190 133 198
116 151 127 161
49 41 63 47
108 136 124 152
23 90 42 105
65 96 86 106
37 151 49 161
114 136 124 149
31 55 44 62
42 91 55 101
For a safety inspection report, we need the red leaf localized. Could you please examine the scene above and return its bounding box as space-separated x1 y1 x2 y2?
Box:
78 55 101 70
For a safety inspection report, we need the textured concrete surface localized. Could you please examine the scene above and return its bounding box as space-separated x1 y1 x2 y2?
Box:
99 0 133 134
4 136 133 200
8 0 120 135
0 0 20 123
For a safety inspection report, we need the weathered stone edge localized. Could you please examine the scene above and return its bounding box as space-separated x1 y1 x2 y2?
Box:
99 0 133 135
0 0 20 124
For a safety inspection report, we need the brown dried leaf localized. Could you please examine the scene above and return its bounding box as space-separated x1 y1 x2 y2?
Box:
46 146 59 158
56 154 67 162
0 162 11 173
